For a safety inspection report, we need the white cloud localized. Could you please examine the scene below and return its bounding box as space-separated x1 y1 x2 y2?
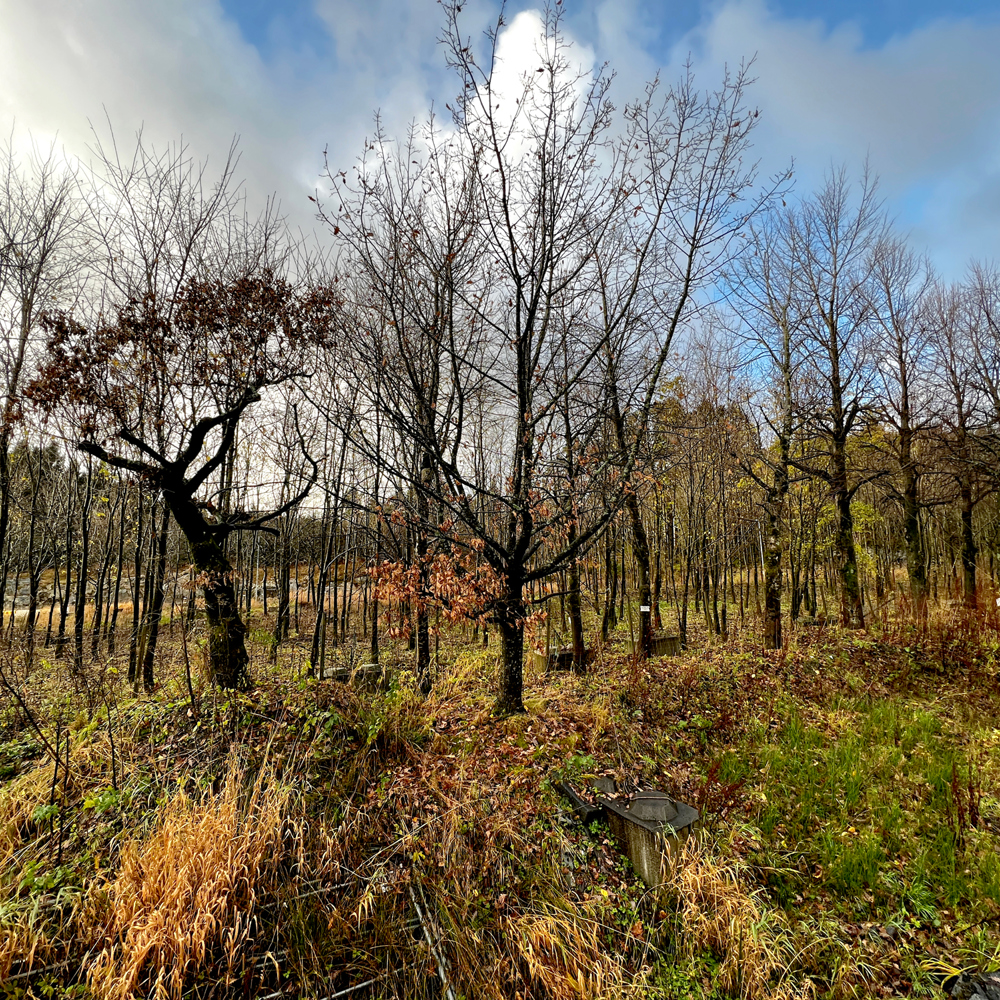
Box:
1 0 996 278
0 0 465 242
665 0 1000 275
0 0 316 223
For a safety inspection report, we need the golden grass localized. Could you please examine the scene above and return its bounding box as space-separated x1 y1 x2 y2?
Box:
0 760 53 868
0 727 134 980
86 759 293 1000
667 837 811 1000
509 903 628 1000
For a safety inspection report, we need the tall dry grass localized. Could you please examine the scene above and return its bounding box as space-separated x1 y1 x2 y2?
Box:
86 759 293 1000
0 727 133 980
666 837 810 1000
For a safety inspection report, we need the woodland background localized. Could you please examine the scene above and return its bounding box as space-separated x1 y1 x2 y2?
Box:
2 4 1000 998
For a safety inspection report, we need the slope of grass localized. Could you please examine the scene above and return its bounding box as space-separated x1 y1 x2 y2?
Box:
1 608 999 998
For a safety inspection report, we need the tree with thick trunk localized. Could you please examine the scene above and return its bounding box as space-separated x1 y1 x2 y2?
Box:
29 273 321 689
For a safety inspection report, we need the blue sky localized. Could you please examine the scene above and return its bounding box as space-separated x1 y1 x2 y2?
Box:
218 0 1000 59
2 0 998 279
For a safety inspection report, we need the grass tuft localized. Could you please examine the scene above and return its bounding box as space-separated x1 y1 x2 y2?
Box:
86 757 292 1000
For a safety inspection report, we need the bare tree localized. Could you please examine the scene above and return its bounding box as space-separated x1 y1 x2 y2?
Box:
867 238 936 620
786 168 887 628
320 2 767 712
930 281 993 607
0 137 87 615
726 207 806 647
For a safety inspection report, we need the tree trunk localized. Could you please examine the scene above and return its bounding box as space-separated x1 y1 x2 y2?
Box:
271 514 291 662
73 468 94 675
128 495 144 685
107 490 128 656
960 476 977 609
140 505 170 692
831 432 864 627
624 493 652 658
835 484 864 628
493 573 525 716
600 524 617 641
763 498 783 650
164 490 251 690
902 461 927 621
416 455 432 693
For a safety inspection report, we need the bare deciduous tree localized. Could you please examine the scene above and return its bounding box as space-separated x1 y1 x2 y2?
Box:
320 2 768 712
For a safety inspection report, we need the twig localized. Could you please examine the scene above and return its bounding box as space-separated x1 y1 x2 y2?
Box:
257 977 380 1000
2 959 73 984
106 699 118 791
0 659 58 761
409 882 457 1000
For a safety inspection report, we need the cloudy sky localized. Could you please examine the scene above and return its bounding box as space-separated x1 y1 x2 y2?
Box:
1 0 997 279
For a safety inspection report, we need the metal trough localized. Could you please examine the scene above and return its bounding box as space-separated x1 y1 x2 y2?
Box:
557 778 699 887
530 645 592 672
627 634 681 657
597 790 699 887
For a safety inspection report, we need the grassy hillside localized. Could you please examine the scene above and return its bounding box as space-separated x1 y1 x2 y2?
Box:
2 610 999 998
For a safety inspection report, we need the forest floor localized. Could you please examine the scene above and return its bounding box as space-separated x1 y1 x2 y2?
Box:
1 605 1000 999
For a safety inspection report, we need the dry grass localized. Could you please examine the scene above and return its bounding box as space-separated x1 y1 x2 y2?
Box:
0 726 134 981
0 758 53 868
86 758 293 1000
508 903 630 1000
666 836 811 1000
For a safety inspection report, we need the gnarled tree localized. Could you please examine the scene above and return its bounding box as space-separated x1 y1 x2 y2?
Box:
29 271 322 688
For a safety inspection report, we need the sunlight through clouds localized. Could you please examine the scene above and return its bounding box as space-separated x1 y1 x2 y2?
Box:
0 0 997 275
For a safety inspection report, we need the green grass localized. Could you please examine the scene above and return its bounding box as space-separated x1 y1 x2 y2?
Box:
707 684 1000 992
4 608 1000 997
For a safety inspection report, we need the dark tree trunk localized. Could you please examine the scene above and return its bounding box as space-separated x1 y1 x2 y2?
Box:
763 501 783 650
128 495 144 685
140 505 170 692
652 498 663 632
271 514 291 662
624 493 652 658
25 452 40 646
600 524 617 641
369 511 381 666
835 484 864 628
0 433 10 631
567 559 586 672
832 435 864 628
107 489 127 655
56 503 74 660
164 490 250 691
416 453 432 693
493 572 525 717
73 469 94 675
901 457 927 621
960 476 977 609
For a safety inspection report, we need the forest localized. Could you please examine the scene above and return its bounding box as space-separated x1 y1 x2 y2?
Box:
3 4 1000 999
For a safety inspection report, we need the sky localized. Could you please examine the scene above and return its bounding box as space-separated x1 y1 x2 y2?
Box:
1 0 998 280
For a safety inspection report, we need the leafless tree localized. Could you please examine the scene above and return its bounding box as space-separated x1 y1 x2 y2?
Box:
785 167 888 628
0 136 87 612
867 238 936 619
319 2 769 712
